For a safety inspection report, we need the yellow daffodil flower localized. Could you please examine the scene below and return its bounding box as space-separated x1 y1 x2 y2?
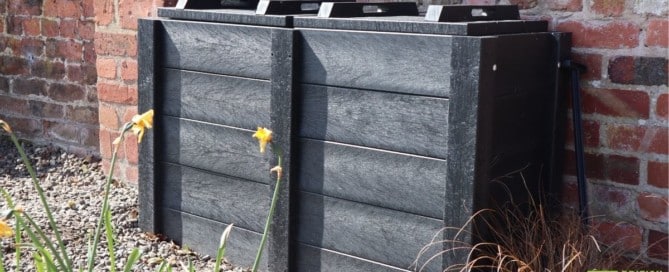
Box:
252 127 272 153
270 165 283 179
0 120 11 133
131 109 154 143
0 220 13 238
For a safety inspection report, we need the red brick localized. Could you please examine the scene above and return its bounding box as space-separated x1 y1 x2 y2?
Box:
648 161 669 189
13 78 47 96
657 93 669 119
8 0 42 15
44 0 82 18
59 20 78 39
0 56 29 75
68 64 98 85
28 100 64 119
6 16 23 35
0 17 4 34
0 77 8 94
31 59 66 80
83 0 95 18
95 0 115 26
47 83 86 102
101 159 124 178
121 59 138 81
124 134 139 164
78 20 95 40
0 116 42 136
125 164 139 183
556 20 639 49
565 119 600 147
593 220 642 252
15 38 45 57
564 151 639 185
66 106 99 124
507 0 537 9
46 39 83 61
591 184 630 209
81 64 97 84
590 0 625 16
99 128 119 159
609 56 668 86
97 82 138 104
83 41 96 65
646 19 668 48
581 88 650 119
99 103 120 129
0 96 29 115
122 107 138 123
94 32 137 57
572 53 602 80
96 57 117 79
42 19 59 37
606 125 669 155
119 0 155 30
637 192 668 223
648 230 669 260
23 18 41 36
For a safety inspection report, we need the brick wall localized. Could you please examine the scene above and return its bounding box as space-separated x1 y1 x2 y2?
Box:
94 0 175 183
0 0 98 155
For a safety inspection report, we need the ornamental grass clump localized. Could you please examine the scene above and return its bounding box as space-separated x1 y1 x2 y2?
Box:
0 110 153 271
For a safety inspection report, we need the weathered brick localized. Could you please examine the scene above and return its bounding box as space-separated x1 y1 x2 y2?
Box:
8 38 45 58
98 103 120 129
44 121 79 144
82 0 95 18
6 16 23 35
59 20 78 39
121 59 138 81
125 164 138 183
46 39 83 61
0 95 29 115
83 41 96 65
572 53 602 80
31 59 66 80
99 128 119 159
0 56 29 75
637 192 668 223
590 0 624 16
507 0 536 9
609 56 669 86
47 83 86 101
565 119 600 147
633 0 669 16
593 220 642 252
41 19 59 37
121 106 138 125
12 78 46 96
85 85 98 103
94 32 137 57
590 184 633 218
606 125 669 155
81 64 97 84
78 20 95 40
646 19 668 48
95 0 114 26
581 88 650 119
43 0 82 17
66 105 99 124
28 100 64 119
81 126 99 147
657 93 668 119
548 0 582 11
119 0 155 30
648 230 669 259
0 116 42 136
648 161 668 189
124 134 139 164
96 57 117 79
556 20 639 49
0 77 8 94
97 82 137 104
8 0 42 15
564 151 639 185
23 17 41 36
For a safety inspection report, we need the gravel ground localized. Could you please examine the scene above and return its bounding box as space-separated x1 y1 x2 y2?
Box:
0 139 246 271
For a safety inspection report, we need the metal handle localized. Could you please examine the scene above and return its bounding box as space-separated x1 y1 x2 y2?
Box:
317 2 418 18
425 5 519 22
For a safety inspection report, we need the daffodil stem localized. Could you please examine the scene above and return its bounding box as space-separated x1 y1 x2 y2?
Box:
87 130 125 272
251 146 283 272
8 131 72 271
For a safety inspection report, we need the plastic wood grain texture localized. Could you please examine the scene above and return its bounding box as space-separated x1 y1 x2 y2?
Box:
295 243 410 272
295 191 443 271
297 138 446 219
161 68 270 130
298 29 452 97
158 208 266 268
159 115 270 184
160 20 273 79
297 84 449 159
159 162 270 232
158 7 291 26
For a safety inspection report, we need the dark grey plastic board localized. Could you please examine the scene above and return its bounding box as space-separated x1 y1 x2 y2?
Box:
138 10 570 272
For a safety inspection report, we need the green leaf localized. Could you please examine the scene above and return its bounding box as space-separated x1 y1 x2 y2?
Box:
104 208 117 272
123 248 141 272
